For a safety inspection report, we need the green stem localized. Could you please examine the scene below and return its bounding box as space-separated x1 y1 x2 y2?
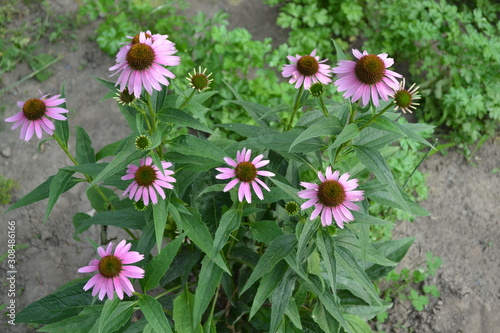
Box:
318 95 329 117
180 89 196 110
146 94 156 132
207 283 221 327
53 133 115 243
285 86 304 131
133 104 152 132
154 284 185 300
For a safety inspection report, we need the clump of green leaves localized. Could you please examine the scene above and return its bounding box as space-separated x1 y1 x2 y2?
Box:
0 0 74 84
376 252 442 326
0 174 17 205
267 0 500 153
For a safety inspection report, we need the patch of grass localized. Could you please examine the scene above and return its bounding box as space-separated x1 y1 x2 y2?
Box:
0 175 17 205
0 0 77 86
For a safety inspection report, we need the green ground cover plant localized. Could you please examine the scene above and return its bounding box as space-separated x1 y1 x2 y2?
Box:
266 0 500 154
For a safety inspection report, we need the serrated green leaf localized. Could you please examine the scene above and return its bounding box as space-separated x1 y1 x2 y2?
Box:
331 123 359 149
365 237 415 280
96 140 123 161
98 299 134 333
312 303 340 333
335 246 381 304
174 206 230 274
250 220 284 244
239 130 324 154
192 256 223 329
270 270 295 333
211 208 241 257
54 82 70 146
6 175 80 213
61 163 108 178
90 139 147 187
240 234 297 295
16 279 95 325
250 261 288 319
138 294 172 333
371 116 406 136
153 198 168 252
74 208 146 235
316 231 337 292
94 76 119 93
355 146 410 212
332 39 347 61
142 233 185 292
169 135 227 162
37 305 103 333
296 218 319 265
173 289 203 333
44 169 76 223
75 126 96 165
216 123 277 138
269 177 301 203
290 117 342 151
158 107 214 134
343 314 372 333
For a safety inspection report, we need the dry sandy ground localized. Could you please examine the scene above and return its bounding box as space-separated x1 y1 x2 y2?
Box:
0 1 499 332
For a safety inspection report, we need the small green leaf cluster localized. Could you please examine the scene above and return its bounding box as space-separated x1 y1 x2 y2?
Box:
376 252 442 323
268 0 500 152
0 174 17 205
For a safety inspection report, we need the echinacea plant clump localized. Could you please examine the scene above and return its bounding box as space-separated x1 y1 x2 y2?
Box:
7 28 432 332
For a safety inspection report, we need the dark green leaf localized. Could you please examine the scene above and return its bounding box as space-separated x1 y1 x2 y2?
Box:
138 294 173 333
365 237 415 280
250 261 288 319
335 246 382 304
211 208 241 257
6 175 80 213
355 146 410 212
97 299 134 333
158 107 214 134
250 220 284 244
153 198 168 252
74 209 146 235
44 169 76 223
270 270 295 333
290 117 342 151
37 305 103 333
240 234 297 295
61 163 108 178
96 140 123 161
192 256 224 328
173 289 203 333
142 233 185 292
75 126 96 164
17 279 95 325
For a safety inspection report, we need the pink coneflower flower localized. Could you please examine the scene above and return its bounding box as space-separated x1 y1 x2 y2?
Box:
109 31 181 98
282 49 332 90
78 240 144 301
5 92 68 141
216 148 275 203
122 157 176 206
298 167 364 228
333 49 402 107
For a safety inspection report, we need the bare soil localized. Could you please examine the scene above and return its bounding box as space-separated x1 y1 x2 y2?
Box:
0 1 499 332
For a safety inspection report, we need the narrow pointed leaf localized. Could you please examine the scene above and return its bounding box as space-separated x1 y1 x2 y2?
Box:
142 233 185 292
192 256 223 329
75 126 96 164
290 117 342 151
240 234 297 295
44 169 76 223
138 294 172 333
